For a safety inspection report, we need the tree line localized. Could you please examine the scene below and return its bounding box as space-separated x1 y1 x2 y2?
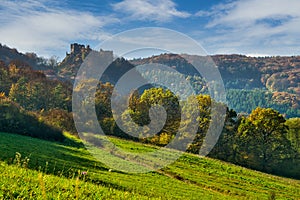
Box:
0 59 299 179
0 60 74 142
73 78 300 179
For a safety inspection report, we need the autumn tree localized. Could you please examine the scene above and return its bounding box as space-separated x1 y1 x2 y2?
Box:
185 95 212 154
73 79 118 136
121 87 180 145
9 78 71 111
95 82 114 120
0 64 12 95
9 77 29 108
0 97 64 141
237 107 293 172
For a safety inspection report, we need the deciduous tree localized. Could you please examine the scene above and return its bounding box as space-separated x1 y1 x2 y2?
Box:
237 107 293 172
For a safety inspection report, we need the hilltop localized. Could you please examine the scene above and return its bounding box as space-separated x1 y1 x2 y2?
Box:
58 43 139 84
131 53 300 94
0 43 58 77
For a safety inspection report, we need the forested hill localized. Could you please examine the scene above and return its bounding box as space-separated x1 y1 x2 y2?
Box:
58 43 138 84
130 54 300 117
0 44 299 179
212 54 300 93
3 43 299 96
1 43 299 117
131 54 300 93
0 43 56 73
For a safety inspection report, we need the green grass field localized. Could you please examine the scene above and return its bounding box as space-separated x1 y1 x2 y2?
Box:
0 132 299 199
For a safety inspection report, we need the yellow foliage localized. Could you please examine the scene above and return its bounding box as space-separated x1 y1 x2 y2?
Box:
0 92 5 99
159 132 172 146
8 64 19 74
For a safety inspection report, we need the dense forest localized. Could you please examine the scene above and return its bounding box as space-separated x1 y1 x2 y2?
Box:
0 44 299 179
131 54 300 118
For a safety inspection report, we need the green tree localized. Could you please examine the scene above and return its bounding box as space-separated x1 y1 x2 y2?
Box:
9 77 29 108
185 95 212 154
95 82 114 120
237 107 293 172
121 88 180 145
285 118 300 152
0 97 64 141
50 83 72 111
209 108 238 162
9 78 71 111
0 66 12 95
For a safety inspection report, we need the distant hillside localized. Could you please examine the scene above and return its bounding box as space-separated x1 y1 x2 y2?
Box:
130 54 300 117
1 43 299 116
212 54 300 94
131 54 300 93
2 43 299 95
0 43 55 74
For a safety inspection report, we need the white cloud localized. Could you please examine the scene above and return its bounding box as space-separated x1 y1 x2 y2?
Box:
0 0 117 58
206 0 300 27
197 0 300 55
98 28 207 57
112 0 191 22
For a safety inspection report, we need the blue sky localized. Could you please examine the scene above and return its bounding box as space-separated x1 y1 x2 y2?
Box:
0 0 300 59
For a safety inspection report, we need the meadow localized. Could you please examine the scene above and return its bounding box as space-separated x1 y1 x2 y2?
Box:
0 132 299 199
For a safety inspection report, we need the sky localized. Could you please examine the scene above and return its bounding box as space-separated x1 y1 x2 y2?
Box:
1 0 300 59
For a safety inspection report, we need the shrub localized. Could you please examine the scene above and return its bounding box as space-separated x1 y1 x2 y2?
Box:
0 98 65 141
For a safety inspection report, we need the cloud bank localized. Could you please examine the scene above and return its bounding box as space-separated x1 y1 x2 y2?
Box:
0 0 299 57
112 0 190 22
0 0 116 57
197 0 300 55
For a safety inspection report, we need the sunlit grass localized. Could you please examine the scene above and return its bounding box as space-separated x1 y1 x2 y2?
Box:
0 132 299 199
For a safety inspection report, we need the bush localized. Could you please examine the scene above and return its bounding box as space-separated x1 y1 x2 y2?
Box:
0 98 65 141
41 109 77 136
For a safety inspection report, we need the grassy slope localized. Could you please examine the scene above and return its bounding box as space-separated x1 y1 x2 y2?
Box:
0 132 299 199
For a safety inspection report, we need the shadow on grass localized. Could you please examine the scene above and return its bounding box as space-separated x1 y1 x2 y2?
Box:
0 132 108 177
